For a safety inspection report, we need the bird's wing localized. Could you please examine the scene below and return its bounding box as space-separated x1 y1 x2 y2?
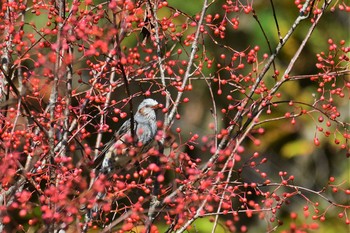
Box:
92 119 132 170
91 138 114 171
115 119 142 144
115 119 131 139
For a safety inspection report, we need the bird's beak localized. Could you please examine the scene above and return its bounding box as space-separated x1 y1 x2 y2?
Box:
152 104 162 109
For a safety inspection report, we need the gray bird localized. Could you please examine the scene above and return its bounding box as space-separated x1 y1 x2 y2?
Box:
83 99 160 229
99 98 160 173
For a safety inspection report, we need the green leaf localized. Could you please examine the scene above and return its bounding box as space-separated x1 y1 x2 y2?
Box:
281 139 314 158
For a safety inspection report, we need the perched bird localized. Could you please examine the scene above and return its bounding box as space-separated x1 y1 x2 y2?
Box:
99 98 160 173
83 99 160 228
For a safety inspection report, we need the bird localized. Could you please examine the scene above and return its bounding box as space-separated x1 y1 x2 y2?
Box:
83 99 160 229
99 98 160 174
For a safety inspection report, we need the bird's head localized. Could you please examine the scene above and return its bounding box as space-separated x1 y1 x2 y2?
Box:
136 98 160 121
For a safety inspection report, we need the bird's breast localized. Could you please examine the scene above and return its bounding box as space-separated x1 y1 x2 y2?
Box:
136 121 157 145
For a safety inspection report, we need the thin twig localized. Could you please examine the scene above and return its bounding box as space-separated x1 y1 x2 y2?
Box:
282 0 330 78
252 9 277 73
269 0 282 42
165 0 210 128
48 0 65 161
144 0 165 230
